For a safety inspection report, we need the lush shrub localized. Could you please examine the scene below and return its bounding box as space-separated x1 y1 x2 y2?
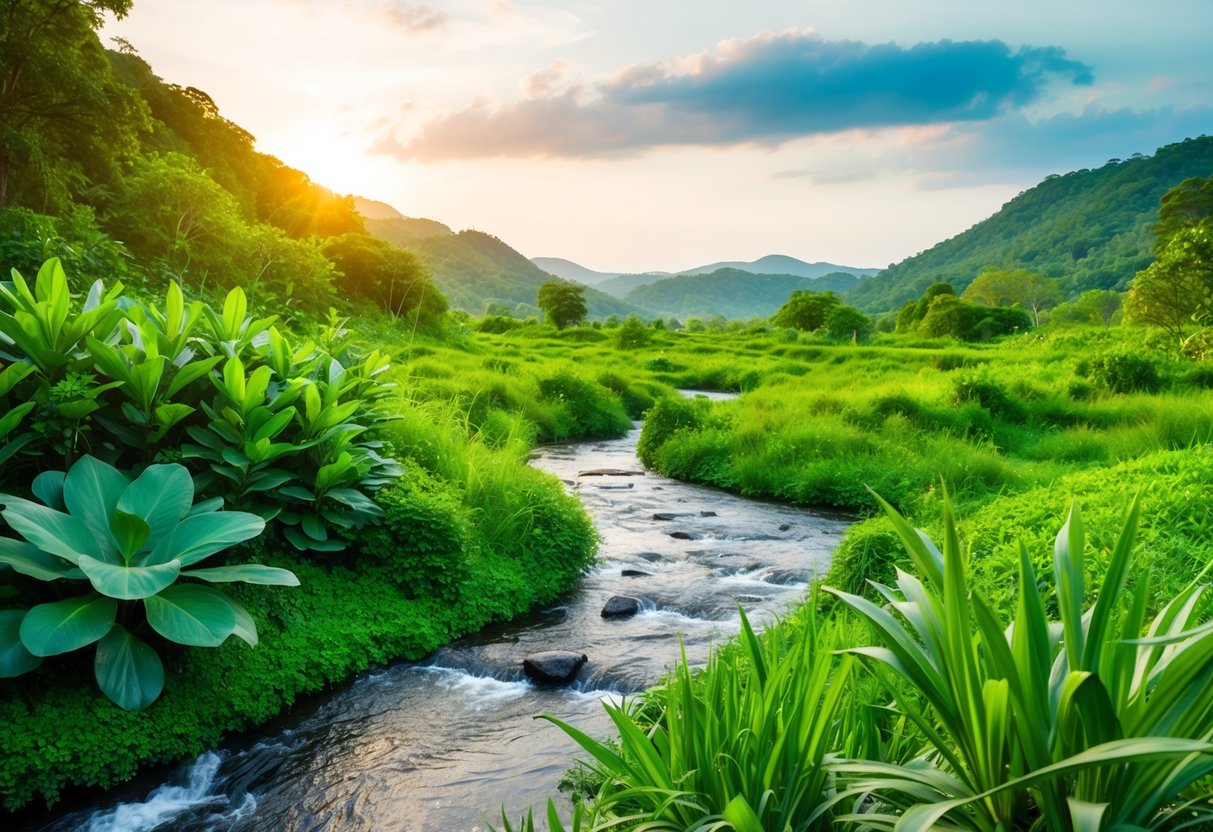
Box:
361 460 470 603
535 370 631 439
0 261 397 552
635 396 709 467
0 457 294 710
612 316 652 349
1084 351 1164 393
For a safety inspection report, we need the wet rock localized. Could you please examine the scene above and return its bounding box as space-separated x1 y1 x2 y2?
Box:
601 595 642 618
636 552 665 562
579 468 645 477
596 483 635 490
778 523 791 531
652 512 690 521
522 651 588 684
669 531 701 541
621 569 651 578
699 511 718 517
765 569 810 585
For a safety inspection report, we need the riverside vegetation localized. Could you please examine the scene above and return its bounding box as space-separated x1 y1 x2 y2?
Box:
3 3 1213 826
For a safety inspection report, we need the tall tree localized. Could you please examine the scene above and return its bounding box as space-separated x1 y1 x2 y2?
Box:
1154 176 1213 251
0 0 146 210
963 267 1060 327
771 290 840 331
1074 289 1123 327
1125 223 1213 345
536 281 587 329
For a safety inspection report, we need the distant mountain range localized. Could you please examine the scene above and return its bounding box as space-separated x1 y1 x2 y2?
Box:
533 254 878 286
624 269 861 320
847 136 1213 313
353 199 646 319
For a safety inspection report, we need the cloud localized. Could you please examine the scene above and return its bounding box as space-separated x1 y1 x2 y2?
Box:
377 1 446 33
382 29 1094 160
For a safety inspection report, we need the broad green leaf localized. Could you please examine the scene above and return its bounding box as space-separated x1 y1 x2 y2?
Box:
20 594 117 657
186 497 225 517
142 511 265 567
145 584 237 647
78 555 180 600
116 464 194 548
165 355 222 398
228 597 258 648
0 609 41 677
0 537 81 580
56 400 99 420
94 625 164 711
31 470 65 510
219 356 246 403
0 495 101 564
110 511 151 562
62 455 129 551
181 564 299 586
0 400 35 438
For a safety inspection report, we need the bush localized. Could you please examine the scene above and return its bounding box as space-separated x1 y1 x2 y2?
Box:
1085 351 1163 393
635 396 707 467
361 461 470 602
613 316 652 349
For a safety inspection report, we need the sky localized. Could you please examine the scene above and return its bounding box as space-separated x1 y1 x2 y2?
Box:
104 1 1213 273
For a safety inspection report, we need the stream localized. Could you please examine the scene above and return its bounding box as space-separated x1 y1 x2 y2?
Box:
38 397 850 832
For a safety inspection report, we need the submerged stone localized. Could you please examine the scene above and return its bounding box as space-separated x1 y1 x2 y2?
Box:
522 651 588 684
601 595 641 618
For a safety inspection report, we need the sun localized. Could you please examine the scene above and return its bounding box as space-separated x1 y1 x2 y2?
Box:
270 128 389 198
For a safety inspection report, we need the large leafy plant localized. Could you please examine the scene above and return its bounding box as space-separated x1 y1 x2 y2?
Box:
0 258 401 552
0 456 297 710
827 494 1213 831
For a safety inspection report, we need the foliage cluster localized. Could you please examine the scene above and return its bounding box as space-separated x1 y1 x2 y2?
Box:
0 260 396 553
502 498 1213 830
0 456 294 710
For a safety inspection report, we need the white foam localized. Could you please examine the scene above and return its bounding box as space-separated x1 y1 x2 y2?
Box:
419 666 531 707
83 751 244 832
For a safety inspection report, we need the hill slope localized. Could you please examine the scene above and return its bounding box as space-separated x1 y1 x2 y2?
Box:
624 269 859 319
401 230 649 319
683 255 879 278
848 136 1213 312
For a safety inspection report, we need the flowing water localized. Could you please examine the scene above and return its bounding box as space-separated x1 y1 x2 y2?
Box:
38 399 850 832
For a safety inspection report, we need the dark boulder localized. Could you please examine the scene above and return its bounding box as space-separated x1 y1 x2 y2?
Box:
522 651 588 684
621 569 651 578
669 531 701 541
601 595 642 618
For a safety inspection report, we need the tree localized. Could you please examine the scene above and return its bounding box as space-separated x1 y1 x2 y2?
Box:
536 281 586 329
826 305 871 341
771 290 840 331
614 316 651 349
963 268 1060 327
1154 176 1213 251
0 0 146 210
1074 289 1123 327
1124 223 1213 345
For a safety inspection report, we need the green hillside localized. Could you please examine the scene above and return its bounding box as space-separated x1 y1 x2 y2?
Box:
406 229 651 319
624 268 859 319
848 136 1213 312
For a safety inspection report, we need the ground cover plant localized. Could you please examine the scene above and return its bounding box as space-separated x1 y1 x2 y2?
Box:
0 261 613 811
496 496 1213 831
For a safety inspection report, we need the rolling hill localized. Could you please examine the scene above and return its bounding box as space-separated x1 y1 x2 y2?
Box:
682 254 880 279
624 269 860 320
355 207 649 319
847 136 1213 312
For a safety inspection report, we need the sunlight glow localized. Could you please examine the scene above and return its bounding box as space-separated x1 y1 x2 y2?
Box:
268 129 388 199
